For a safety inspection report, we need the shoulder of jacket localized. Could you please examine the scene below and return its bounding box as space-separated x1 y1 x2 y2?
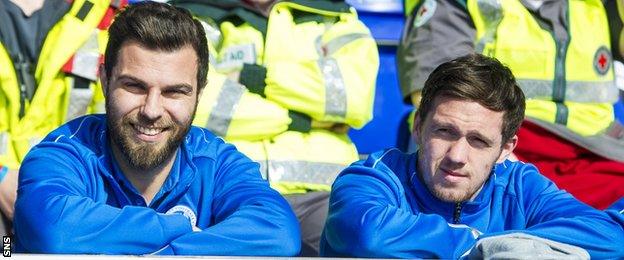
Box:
354 148 412 183
492 160 544 196
50 115 104 141
34 115 105 158
182 126 227 158
364 148 403 168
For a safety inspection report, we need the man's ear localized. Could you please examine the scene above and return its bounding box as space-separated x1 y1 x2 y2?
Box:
99 64 108 97
496 135 518 163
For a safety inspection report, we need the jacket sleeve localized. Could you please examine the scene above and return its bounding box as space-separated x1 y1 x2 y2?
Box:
193 65 292 141
263 6 379 129
608 197 624 211
511 169 624 258
397 0 475 102
14 142 193 254
157 140 301 256
322 164 477 258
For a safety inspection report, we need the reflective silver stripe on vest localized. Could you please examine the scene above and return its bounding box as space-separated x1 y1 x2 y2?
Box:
0 132 7 155
65 30 99 122
517 79 618 103
199 20 222 53
324 33 370 56
258 160 346 185
206 80 244 136
71 30 100 81
475 0 503 54
318 58 347 119
65 86 94 122
315 34 357 119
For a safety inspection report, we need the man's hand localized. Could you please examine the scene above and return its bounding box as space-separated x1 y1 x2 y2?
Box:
0 169 18 221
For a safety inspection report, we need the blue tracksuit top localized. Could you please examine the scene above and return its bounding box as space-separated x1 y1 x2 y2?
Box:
14 114 300 255
609 197 624 212
320 148 624 259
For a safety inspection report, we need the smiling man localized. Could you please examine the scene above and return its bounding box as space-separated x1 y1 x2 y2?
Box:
13 2 299 255
320 54 624 258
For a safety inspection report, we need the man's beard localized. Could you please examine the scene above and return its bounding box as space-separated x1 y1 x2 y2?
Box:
106 101 194 172
417 149 490 203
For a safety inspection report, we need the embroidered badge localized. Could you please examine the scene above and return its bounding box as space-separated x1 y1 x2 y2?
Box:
166 205 197 227
594 46 612 75
413 0 437 28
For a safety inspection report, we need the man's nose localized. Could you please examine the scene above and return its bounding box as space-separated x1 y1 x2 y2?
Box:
446 139 469 166
140 90 163 121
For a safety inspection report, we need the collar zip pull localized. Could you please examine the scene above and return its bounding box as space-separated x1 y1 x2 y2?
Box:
453 202 462 224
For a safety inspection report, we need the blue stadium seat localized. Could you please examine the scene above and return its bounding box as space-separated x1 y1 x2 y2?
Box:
615 94 624 124
347 0 414 155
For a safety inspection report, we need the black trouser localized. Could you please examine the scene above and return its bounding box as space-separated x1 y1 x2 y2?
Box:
285 191 329 257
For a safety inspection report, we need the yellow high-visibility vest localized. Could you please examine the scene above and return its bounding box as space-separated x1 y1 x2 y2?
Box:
0 0 115 169
186 1 379 194
467 0 617 136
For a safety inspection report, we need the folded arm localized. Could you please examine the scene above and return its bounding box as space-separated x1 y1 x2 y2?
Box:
322 165 477 258
263 11 379 128
160 141 300 256
514 169 624 258
14 143 192 254
194 69 294 141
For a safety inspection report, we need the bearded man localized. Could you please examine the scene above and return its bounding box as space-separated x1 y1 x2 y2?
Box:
12 2 299 255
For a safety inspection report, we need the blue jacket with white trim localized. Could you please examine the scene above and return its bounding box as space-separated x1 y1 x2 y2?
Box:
14 114 300 255
320 149 624 258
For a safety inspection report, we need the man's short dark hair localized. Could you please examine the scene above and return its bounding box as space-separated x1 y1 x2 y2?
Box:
104 2 209 90
418 53 526 144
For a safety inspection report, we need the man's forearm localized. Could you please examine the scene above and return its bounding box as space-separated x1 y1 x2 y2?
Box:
0 169 18 221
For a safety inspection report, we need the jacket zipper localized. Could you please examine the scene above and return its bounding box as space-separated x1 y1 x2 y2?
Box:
453 202 462 224
550 4 571 126
552 37 569 125
15 54 30 119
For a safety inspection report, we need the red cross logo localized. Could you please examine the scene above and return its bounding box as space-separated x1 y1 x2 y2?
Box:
598 53 608 70
594 46 611 75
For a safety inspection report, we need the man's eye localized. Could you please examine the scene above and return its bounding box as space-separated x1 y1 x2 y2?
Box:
125 83 144 90
470 137 489 148
436 128 450 134
164 89 190 97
